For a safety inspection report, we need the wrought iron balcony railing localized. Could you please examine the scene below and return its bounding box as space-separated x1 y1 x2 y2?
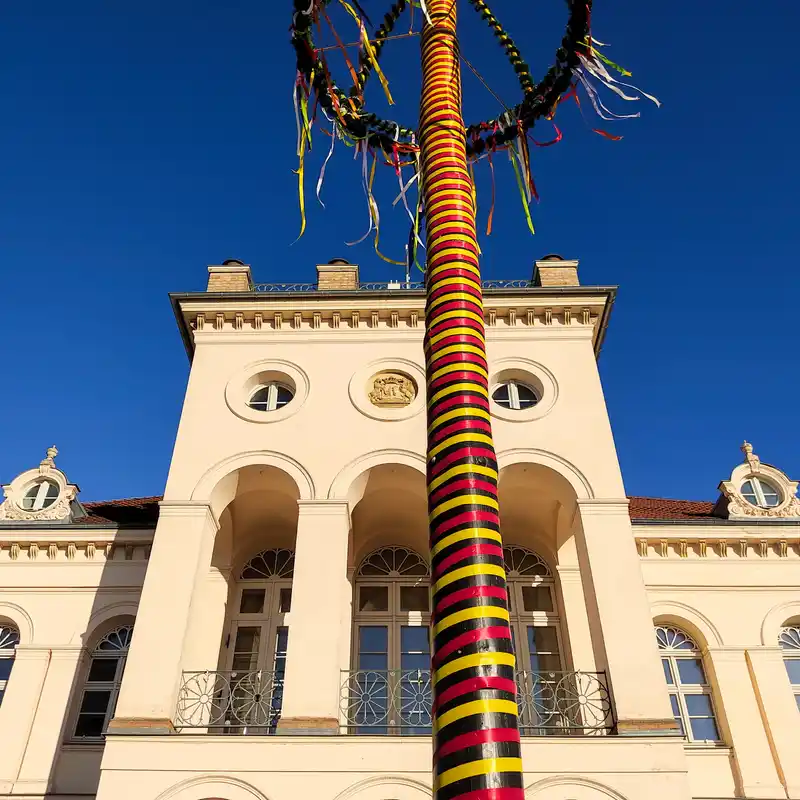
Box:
174 669 613 736
340 669 614 736
175 670 283 734
251 279 531 293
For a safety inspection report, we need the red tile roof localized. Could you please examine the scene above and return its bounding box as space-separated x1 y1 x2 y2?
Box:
627 496 716 520
75 496 162 526
70 494 719 526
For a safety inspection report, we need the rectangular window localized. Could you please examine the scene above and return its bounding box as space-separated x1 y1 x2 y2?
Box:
522 586 553 613
527 626 560 673
231 626 261 673
676 658 707 685
669 694 685 736
74 689 113 738
279 588 292 613
239 589 266 614
784 659 800 685
685 694 719 741
400 586 429 612
662 658 674 685
356 626 388 733
359 586 389 612
400 626 431 734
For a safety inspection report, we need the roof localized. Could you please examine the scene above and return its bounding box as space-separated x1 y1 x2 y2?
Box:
66 494 719 527
75 496 162 526
627 496 716 521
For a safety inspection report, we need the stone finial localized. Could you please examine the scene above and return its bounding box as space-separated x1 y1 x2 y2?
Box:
741 441 760 472
41 446 58 467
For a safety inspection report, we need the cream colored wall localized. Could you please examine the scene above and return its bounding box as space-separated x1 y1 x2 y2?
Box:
638 521 800 799
0 529 149 798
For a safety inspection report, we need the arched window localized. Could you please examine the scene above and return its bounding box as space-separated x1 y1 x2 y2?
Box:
73 625 133 738
656 625 720 742
349 546 431 734
779 626 800 711
0 624 20 706
504 545 562 675
224 549 294 733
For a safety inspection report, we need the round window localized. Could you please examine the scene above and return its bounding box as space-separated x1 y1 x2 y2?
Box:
492 380 539 410
21 480 60 511
741 478 781 508
247 383 294 413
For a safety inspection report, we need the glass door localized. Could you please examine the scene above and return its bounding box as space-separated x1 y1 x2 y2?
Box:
223 581 291 734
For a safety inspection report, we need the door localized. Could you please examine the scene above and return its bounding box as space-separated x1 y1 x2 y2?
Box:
222 581 291 733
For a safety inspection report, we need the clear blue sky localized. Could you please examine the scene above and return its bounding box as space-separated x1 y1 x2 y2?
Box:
1 1 797 502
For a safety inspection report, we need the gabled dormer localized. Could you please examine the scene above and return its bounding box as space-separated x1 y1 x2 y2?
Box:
0 447 87 523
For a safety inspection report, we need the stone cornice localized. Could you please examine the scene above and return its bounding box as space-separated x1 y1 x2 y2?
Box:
636 533 800 560
171 287 615 361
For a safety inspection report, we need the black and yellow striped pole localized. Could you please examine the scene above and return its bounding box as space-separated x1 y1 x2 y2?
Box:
420 2 525 798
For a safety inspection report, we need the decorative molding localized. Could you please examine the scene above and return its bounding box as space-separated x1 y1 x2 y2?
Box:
0 540 151 562
234 312 244 331
253 312 262 330
274 312 282 330
370 310 379 328
718 442 800 519
507 308 516 326
636 535 800 560
331 311 340 329
410 310 418 328
195 314 205 331
215 313 224 331
293 312 302 329
544 308 552 325
312 311 321 330
488 309 496 326
368 372 417 408
527 309 535 326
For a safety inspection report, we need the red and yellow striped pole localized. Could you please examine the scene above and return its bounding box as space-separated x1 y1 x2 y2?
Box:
421 2 525 799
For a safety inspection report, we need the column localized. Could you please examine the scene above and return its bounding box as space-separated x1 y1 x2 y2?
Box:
109 503 218 732
705 648 784 798
277 500 351 734
0 646 52 791
576 499 677 734
747 646 800 798
556 566 597 673
12 646 85 795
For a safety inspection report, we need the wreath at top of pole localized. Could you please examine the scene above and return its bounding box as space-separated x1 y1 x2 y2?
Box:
290 0 659 257
292 0 594 156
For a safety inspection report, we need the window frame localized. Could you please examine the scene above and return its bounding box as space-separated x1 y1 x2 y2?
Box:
656 625 722 745
0 625 21 707
20 480 60 511
246 383 294 413
492 380 539 411
71 624 133 742
779 626 800 712
740 477 781 508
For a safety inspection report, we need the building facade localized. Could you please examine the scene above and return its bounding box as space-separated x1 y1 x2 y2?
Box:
1 257 799 800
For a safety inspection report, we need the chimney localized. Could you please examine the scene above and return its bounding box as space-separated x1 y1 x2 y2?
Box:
532 254 580 287
317 259 360 291
207 259 253 292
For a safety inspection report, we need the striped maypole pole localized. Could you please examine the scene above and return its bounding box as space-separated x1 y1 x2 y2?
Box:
420 2 526 800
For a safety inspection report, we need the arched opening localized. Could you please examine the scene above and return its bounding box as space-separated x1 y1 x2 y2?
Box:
779 619 800 711
177 464 301 734
345 464 429 735
0 621 20 708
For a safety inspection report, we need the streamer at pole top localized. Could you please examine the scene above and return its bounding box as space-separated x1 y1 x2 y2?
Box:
289 0 658 258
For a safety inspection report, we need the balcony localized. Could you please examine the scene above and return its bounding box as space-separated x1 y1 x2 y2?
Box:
175 669 614 736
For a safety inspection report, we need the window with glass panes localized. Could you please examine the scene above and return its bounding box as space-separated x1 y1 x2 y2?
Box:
740 477 781 508
779 626 800 712
21 480 60 511
0 625 20 707
656 626 720 742
247 383 294 413
353 546 431 734
73 625 132 738
504 546 567 733
223 548 294 734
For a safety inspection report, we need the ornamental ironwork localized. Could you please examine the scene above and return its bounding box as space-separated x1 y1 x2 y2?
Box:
340 669 613 735
252 279 534 293
175 670 284 734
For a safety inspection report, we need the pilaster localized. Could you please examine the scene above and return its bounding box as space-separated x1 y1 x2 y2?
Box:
746 646 800 798
706 647 785 799
10 645 85 795
277 500 351 734
109 503 218 733
576 499 677 734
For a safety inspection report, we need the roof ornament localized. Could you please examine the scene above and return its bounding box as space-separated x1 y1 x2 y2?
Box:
741 440 761 473
40 445 58 469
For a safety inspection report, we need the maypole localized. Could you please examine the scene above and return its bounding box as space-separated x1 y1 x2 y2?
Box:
419 3 523 799
290 1 657 795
